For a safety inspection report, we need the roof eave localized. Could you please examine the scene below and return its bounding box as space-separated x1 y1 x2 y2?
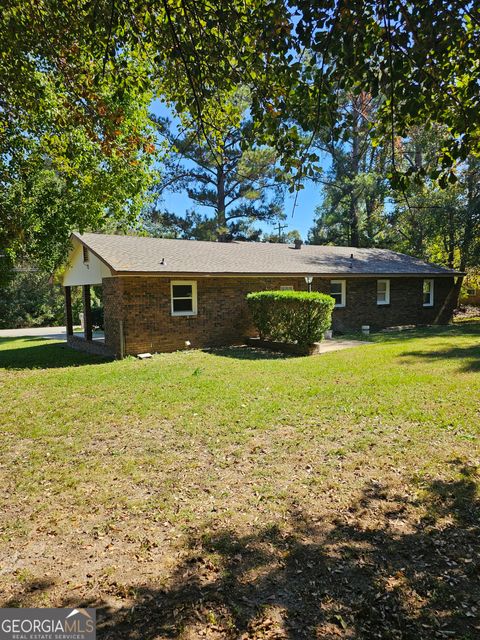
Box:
112 270 462 278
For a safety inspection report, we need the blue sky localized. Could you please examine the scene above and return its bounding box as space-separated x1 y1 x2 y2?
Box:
160 179 323 239
151 101 325 241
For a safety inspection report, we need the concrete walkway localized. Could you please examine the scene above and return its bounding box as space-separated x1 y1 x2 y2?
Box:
317 338 371 353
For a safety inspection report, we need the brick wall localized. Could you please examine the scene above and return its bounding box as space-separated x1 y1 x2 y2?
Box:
314 276 457 332
101 275 457 356
103 277 125 356
67 335 114 357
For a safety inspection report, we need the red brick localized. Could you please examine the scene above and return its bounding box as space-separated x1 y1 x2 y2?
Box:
101 276 457 357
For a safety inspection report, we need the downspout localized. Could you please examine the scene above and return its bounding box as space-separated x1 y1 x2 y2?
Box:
119 319 125 359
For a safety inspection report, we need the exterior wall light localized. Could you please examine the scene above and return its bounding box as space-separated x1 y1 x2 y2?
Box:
305 275 313 292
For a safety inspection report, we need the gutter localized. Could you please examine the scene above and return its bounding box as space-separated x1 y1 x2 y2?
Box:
111 271 463 279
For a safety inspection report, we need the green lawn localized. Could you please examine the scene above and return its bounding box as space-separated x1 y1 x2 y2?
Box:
0 325 479 639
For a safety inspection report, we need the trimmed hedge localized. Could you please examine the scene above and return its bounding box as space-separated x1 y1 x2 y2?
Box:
246 290 335 346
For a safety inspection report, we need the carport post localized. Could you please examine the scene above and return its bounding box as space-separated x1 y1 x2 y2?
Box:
82 285 93 341
64 286 73 336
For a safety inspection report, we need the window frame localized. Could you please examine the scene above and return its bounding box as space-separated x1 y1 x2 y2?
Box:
330 279 346 308
170 280 198 317
423 278 434 307
376 279 390 306
279 285 294 291
82 246 89 263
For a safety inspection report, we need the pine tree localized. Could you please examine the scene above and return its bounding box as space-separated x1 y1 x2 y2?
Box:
148 88 285 241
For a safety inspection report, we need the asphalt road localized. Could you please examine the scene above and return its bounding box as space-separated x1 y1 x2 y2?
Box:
0 326 68 340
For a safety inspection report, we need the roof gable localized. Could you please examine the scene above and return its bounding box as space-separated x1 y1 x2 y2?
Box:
63 238 112 286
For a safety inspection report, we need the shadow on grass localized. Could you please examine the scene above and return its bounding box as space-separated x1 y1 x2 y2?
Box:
0 337 111 370
207 345 296 360
401 343 480 373
9 462 474 639
366 322 480 345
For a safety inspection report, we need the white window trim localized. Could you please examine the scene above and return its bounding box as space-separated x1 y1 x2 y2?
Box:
423 278 434 307
331 279 346 308
171 280 198 317
280 285 294 291
377 279 390 305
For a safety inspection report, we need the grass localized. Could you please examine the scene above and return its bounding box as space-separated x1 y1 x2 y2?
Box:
0 325 479 639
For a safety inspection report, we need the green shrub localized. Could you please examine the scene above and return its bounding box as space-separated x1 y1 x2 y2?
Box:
0 270 83 329
90 306 104 330
246 290 335 346
0 271 104 329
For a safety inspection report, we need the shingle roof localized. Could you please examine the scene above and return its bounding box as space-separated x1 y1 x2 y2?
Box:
73 232 460 277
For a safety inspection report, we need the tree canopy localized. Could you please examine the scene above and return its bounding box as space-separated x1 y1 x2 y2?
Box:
1 2 158 273
3 1 478 173
309 122 480 275
1 0 479 268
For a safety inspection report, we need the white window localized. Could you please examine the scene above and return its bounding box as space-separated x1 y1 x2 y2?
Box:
280 285 294 291
82 246 89 263
377 279 390 305
330 280 346 307
171 280 197 316
423 279 434 307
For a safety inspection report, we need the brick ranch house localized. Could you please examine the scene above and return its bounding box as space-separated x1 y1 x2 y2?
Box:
62 232 462 357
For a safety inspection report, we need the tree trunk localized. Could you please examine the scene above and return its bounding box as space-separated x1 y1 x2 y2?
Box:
450 161 477 310
447 207 455 269
349 197 360 247
216 162 227 241
349 100 360 247
460 158 478 272
365 194 376 246
414 140 423 170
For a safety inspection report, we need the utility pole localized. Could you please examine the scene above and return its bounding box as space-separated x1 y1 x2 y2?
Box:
275 221 288 242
